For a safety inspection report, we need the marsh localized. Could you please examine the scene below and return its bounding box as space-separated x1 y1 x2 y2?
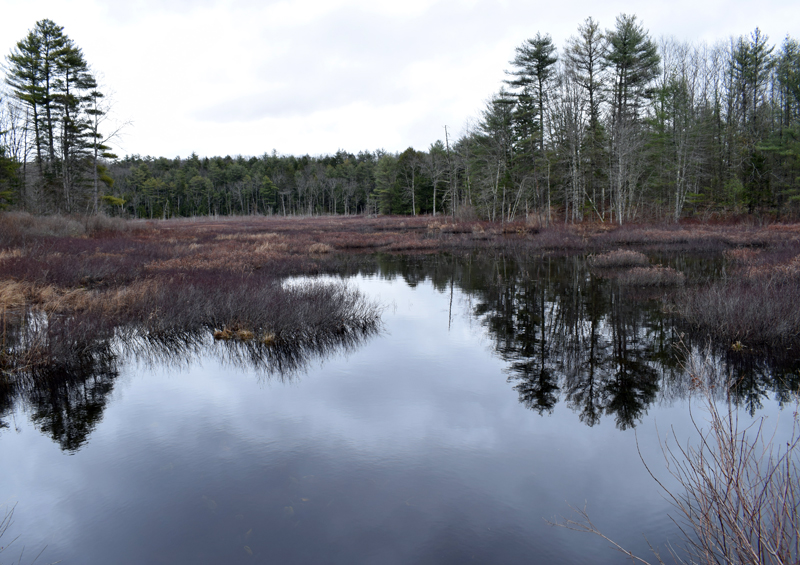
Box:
1 223 797 564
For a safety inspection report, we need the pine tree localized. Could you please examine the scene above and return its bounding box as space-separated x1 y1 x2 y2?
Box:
5 19 105 212
606 14 660 123
605 14 660 223
565 17 609 220
506 33 558 157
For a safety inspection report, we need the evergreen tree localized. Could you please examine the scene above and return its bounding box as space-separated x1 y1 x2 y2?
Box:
0 145 18 209
5 19 105 212
565 17 608 220
506 33 558 157
605 14 660 222
606 14 660 123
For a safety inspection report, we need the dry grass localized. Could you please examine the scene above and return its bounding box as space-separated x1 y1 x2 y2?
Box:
0 281 30 309
2 213 800 378
307 242 333 254
590 223 800 252
0 214 400 379
676 277 800 349
590 249 650 268
674 240 800 350
619 266 686 286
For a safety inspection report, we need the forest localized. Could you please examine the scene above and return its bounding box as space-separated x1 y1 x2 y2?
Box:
1 15 799 223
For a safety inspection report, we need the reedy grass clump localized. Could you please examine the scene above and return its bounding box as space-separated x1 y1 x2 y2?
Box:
677 276 800 350
676 245 800 351
618 265 686 286
590 249 650 268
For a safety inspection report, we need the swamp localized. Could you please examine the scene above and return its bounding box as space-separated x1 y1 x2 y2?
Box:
1 213 799 564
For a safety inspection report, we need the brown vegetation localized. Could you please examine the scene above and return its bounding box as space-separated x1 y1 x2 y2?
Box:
0 214 394 379
590 249 650 268
618 266 686 286
675 241 800 351
3 213 800 376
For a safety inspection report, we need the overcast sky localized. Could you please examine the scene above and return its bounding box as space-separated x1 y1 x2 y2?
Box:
1 0 797 159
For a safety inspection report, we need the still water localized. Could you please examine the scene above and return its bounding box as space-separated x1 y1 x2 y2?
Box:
0 253 796 564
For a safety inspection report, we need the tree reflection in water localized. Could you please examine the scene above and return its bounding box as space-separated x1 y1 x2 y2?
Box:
364 253 800 430
2 339 119 452
0 312 380 453
1 252 798 451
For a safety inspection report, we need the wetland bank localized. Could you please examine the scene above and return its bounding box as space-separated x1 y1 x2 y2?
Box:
1 214 799 564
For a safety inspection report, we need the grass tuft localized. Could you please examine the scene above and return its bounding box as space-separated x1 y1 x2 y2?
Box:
619 265 686 286
590 249 650 268
308 242 333 254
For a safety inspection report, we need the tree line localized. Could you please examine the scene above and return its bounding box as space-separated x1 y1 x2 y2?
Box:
1 15 799 222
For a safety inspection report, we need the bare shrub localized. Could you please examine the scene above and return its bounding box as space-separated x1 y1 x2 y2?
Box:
590 249 650 268
0 212 85 239
454 204 478 222
557 346 800 565
619 266 686 287
84 213 130 235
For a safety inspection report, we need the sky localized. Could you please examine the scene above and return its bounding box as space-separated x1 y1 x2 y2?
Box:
1 0 798 159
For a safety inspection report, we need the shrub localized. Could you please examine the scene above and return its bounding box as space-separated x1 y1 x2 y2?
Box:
84 213 130 235
0 212 85 240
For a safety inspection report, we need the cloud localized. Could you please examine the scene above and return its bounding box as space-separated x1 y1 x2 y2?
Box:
194 51 412 122
191 1 518 127
3 0 798 157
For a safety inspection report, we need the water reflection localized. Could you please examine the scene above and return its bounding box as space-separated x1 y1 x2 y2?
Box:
120 324 379 379
2 251 798 453
0 323 380 452
354 253 799 429
1 252 798 565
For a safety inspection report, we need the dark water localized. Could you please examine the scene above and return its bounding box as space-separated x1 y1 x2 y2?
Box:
0 253 797 564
